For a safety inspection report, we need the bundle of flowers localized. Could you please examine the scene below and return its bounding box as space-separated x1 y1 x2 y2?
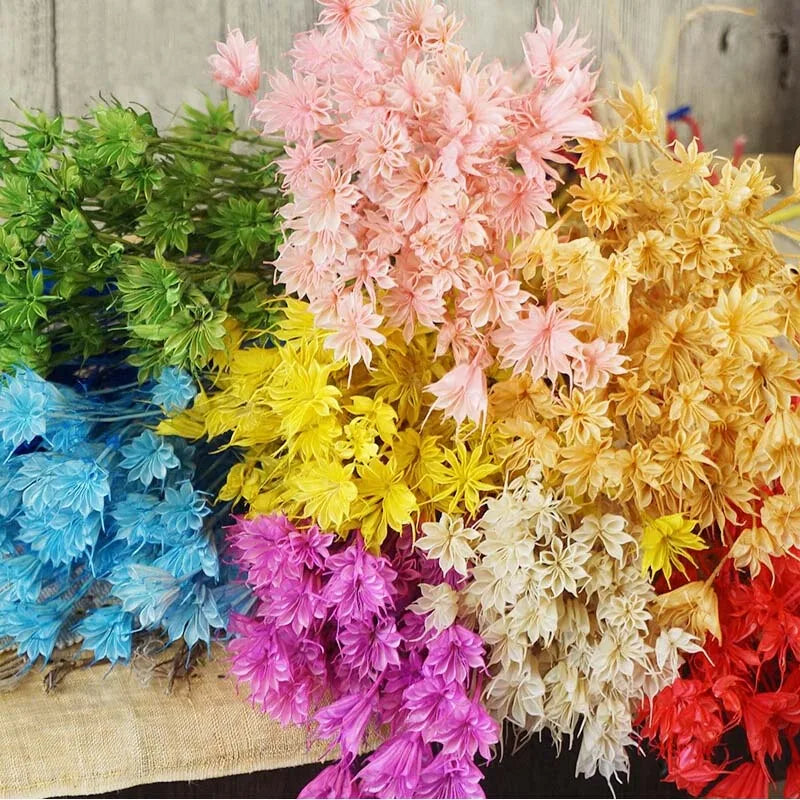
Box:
158 2 800 797
0 0 798 797
641 496 800 797
227 515 497 798
0 97 285 376
0 363 252 678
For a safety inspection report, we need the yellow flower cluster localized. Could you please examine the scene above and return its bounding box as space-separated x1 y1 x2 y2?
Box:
159 300 500 549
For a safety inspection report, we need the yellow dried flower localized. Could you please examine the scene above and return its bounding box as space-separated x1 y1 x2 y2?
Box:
568 175 631 232
641 514 706 583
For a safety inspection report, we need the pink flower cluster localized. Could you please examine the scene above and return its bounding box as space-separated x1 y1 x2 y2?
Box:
209 27 261 99
212 0 605 422
227 515 498 799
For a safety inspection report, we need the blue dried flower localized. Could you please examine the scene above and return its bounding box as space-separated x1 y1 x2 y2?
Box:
152 367 197 412
110 493 162 546
18 510 102 566
0 599 65 661
158 481 209 536
212 582 257 626
49 460 110 517
119 430 180 487
154 534 219 580
0 372 48 447
76 605 133 664
0 464 21 517
0 363 249 671
110 564 182 628
0 554 45 602
163 583 225 649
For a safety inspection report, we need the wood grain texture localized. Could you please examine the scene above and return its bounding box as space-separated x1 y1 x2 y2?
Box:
52 0 225 129
0 1 798 159
447 0 534 64
541 0 800 156
675 0 800 155
0 0 57 119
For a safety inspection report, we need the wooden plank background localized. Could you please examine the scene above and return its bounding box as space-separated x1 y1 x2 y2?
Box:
0 0 798 155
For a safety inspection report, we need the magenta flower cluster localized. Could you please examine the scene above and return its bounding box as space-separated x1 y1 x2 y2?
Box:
227 515 498 798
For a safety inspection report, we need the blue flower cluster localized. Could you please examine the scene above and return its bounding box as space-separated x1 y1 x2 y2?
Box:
0 366 252 669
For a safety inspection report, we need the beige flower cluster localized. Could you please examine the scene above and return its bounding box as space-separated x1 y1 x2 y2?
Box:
418 465 701 780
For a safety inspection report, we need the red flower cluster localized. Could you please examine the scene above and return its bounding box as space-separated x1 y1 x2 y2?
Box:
640 544 800 797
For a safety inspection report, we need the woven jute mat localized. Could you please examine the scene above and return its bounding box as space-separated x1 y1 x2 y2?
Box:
0 645 323 798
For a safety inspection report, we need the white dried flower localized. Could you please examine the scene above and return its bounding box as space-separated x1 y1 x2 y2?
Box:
408 582 460 631
416 511 479 575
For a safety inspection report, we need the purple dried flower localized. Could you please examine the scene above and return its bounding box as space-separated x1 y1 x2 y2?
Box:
228 614 325 724
226 517 499 797
290 524 334 571
228 515 297 594
314 689 379 759
416 753 486 799
402 675 471 738
424 625 485 685
323 535 397 624
387 533 424 609
266 571 327 634
437 699 499 760
339 616 402 679
355 732 431 798
299 762 361 799
377 647 425 722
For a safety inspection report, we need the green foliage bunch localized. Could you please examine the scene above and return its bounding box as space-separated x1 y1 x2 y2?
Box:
0 99 286 375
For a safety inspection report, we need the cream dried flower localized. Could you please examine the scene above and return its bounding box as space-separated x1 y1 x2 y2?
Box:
573 513 634 561
416 511 479 575
408 582 460 632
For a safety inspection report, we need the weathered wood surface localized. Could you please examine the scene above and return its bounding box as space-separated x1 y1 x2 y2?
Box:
0 0 798 155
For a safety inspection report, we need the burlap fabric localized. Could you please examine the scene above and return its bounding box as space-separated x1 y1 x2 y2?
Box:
0 645 324 798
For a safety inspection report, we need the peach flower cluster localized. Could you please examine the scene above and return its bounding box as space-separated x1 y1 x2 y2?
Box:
241 0 606 423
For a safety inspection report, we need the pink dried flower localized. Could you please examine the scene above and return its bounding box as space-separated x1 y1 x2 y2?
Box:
323 291 386 370
573 338 628 389
491 172 555 238
289 30 339 81
318 0 382 45
296 163 361 233
382 271 446 342
494 302 584 382
276 138 331 191
460 266 529 329
208 28 260 98
384 155 459 230
423 624 486 684
426 356 488 427
523 10 592 81
244 0 602 426
253 71 332 140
